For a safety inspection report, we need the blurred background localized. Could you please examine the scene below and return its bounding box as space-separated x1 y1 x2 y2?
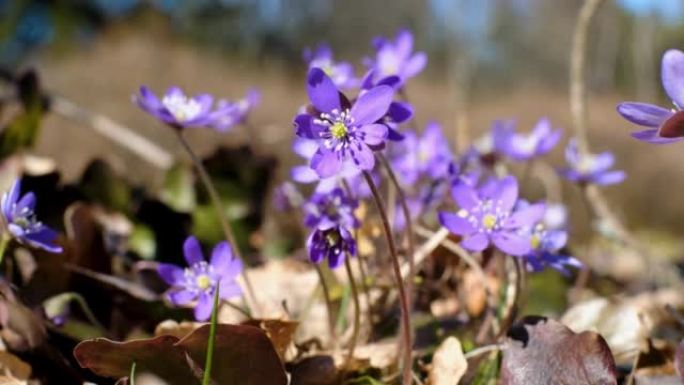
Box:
1 0 684 234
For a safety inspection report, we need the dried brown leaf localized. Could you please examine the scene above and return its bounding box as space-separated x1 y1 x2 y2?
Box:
427 336 467 385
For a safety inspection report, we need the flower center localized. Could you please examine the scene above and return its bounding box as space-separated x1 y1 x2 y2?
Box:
330 122 348 139
162 94 202 122
482 214 497 230
325 230 341 246
196 274 212 290
530 234 541 249
577 157 596 174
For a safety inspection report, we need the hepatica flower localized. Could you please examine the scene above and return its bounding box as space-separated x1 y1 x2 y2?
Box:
559 139 625 186
494 118 562 161
1 179 62 253
157 236 242 321
359 70 413 141
134 86 216 129
303 188 359 230
307 226 357 269
392 122 453 185
294 68 393 177
522 223 581 275
365 29 427 86
438 176 544 256
617 49 684 143
304 44 357 90
209 88 260 132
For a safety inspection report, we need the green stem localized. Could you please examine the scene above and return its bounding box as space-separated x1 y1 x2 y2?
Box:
202 284 220 385
361 170 413 385
174 130 260 316
0 234 10 267
343 254 361 369
129 362 136 385
314 264 338 347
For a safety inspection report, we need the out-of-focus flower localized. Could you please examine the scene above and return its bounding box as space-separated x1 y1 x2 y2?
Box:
134 86 216 129
209 89 260 132
307 226 356 269
304 44 357 90
522 223 581 275
157 236 242 321
558 139 625 186
392 122 453 185
543 203 568 230
494 118 562 161
272 181 304 211
294 68 393 177
359 70 413 141
438 176 544 255
364 29 427 86
303 188 359 230
290 137 363 194
617 49 684 144
1 179 62 253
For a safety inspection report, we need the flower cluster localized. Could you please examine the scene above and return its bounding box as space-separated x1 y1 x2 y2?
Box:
157 236 243 321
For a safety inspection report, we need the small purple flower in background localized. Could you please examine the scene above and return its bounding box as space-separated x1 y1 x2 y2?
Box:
209 89 260 132
392 122 453 185
303 188 359 230
157 236 242 321
294 68 393 177
494 118 562 161
559 139 625 186
1 179 62 253
359 70 413 141
304 44 357 90
438 176 545 256
134 86 216 129
523 224 581 275
617 49 684 144
307 226 357 269
365 29 427 86
272 181 304 211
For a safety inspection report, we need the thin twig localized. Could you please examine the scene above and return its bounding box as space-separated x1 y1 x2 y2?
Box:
464 343 503 360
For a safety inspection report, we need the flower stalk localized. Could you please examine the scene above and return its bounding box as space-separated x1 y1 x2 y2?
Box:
343 254 361 369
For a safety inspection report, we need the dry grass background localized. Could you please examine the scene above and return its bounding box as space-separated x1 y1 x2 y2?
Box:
30 24 684 239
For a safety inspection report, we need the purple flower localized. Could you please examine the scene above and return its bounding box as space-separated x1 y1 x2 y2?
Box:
134 86 216 129
294 68 393 177
364 29 427 86
438 176 544 256
303 188 359 230
558 139 625 186
392 122 453 185
494 118 562 161
209 88 260 132
304 44 357 90
360 70 413 141
522 224 581 275
307 226 356 269
617 49 684 144
1 179 62 253
157 236 242 321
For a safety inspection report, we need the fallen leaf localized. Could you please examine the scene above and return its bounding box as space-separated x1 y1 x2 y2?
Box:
428 336 467 385
241 319 299 361
0 351 31 380
501 316 617 385
289 355 338 385
176 324 287 385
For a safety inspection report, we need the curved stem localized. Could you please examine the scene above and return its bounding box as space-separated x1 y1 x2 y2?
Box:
0 234 10 267
378 153 416 308
361 170 413 385
314 264 338 347
174 130 260 316
343 254 360 369
129 361 137 385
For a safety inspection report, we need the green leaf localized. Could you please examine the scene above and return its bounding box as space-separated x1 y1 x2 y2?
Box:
161 162 196 213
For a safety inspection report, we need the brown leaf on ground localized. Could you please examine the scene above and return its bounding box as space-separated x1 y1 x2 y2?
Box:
501 316 617 385
289 355 338 385
427 336 467 385
0 281 46 351
241 319 299 361
176 324 287 385
0 351 31 380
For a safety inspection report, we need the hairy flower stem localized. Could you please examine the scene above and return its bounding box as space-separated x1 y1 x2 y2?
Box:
0 234 9 267
174 130 260 316
344 254 361 369
202 284 220 385
362 170 413 385
378 153 416 306
314 264 338 347
129 362 136 385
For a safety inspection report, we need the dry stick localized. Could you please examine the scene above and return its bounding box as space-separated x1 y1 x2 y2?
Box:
314 264 338 347
343 254 361 369
174 130 260 316
361 170 413 385
51 97 173 170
